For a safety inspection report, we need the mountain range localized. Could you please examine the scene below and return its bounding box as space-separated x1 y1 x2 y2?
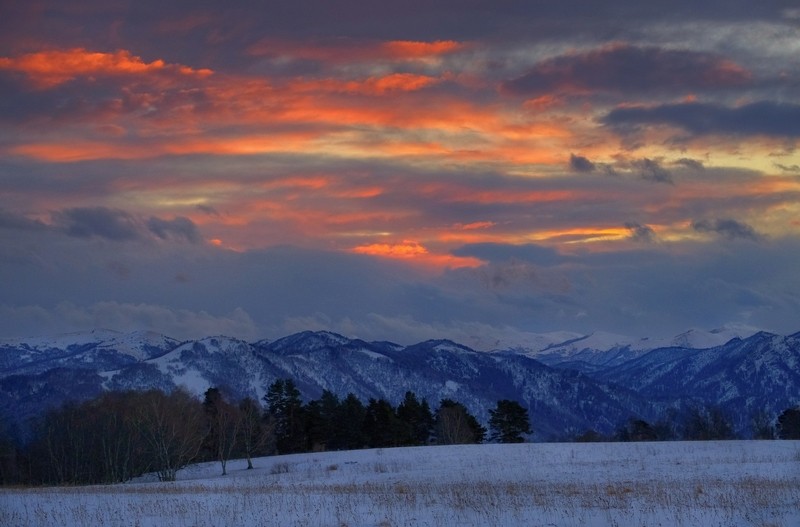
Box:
1 327 798 442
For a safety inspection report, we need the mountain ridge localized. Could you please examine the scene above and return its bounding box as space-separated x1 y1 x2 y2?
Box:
1 327 797 443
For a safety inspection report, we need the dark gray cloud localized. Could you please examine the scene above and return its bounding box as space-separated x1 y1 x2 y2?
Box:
147 216 202 243
54 207 141 241
569 154 596 173
50 207 203 244
624 222 656 243
675 158 705 171
774 163 800 173
2 225 799 345
503 44 750 97
452 243 565 266
603 101 800 138
634 158 674 184
2 1 790 78
692 218 761 241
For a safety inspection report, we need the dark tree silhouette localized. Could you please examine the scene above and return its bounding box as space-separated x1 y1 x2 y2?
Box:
363 398 405 448
396 391 434 446
336 393 367 450
238 397 271 468
751 409 776 440
616 418 658 442
202 388 241 476
306 390 341 451
435 399 485 445
488 400 532 443
135 389 206 482
777 406 800 439
264 379 307 454
682 405 735 441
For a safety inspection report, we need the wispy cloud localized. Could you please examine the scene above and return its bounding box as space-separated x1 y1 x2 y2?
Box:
503 43 750 97
692 218 762 241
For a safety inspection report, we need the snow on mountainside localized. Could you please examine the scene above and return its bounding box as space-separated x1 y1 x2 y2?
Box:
0 328 126 351
0 329 179 376
1 326 797 442
515 325 761 371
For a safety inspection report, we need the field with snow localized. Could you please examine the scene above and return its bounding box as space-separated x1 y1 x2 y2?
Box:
2 441 798 527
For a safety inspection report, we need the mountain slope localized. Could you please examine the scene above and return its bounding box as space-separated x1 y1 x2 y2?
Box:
1 328 798 442
588 332 800 432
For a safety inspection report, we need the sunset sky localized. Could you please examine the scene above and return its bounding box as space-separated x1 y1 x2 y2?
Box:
2 1 799 347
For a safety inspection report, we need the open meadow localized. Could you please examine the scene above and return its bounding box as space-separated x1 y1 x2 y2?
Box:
1 440 798 527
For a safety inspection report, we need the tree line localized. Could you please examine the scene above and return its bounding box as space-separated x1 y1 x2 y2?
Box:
577 405 800 443
0 379 531 486
1 380 797 486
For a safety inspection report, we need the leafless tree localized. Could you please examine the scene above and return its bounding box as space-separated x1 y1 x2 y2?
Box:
135 388 205 482
238 397 273 469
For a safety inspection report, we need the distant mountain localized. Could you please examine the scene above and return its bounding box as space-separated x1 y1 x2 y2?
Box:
0 327 797 443
518 326 760 372
0 329 178 376
586 331 800 432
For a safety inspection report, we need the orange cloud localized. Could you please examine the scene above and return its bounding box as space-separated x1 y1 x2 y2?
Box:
380 40 466 59
2 45 580 172
290 73 440 95
531 227 633 244
7 130 322 162
0 48 212 88
351 240 482 269
353 240 428 258
10 142 153 162
457 221 496 230
358 73 440 94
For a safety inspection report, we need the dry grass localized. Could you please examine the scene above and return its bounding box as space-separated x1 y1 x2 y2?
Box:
2 442 799 527
4 475 796 526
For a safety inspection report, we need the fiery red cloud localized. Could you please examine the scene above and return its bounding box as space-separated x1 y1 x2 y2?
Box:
0 48 212 88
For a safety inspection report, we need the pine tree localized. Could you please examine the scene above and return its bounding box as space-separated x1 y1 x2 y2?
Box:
488 400 532 443
363 398 404 447
264 379 307 454
396 391 434 446
306 390 341 451
337 393 367 450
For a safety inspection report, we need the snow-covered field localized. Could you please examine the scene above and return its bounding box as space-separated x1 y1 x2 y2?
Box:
2 441 798 527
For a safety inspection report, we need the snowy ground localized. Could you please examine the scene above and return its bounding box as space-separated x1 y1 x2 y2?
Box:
2 441 798 527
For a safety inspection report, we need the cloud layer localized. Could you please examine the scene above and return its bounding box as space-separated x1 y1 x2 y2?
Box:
1 1 799 344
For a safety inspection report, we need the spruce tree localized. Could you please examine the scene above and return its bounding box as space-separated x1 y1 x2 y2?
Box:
777 406 800 439
396 391 434 445
264 379 307 454
488 399 532 443
337 393 367 449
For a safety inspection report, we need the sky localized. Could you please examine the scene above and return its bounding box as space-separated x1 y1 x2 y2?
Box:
1 1 799 348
